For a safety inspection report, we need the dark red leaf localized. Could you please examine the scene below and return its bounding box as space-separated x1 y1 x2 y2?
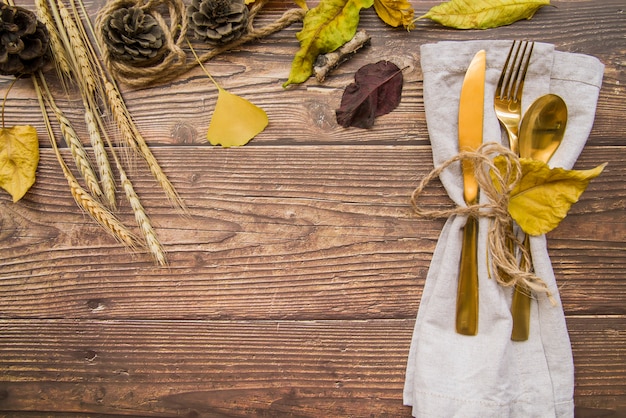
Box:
335 60 403 129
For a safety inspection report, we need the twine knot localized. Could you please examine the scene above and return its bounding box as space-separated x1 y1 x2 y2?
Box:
411 142 554 303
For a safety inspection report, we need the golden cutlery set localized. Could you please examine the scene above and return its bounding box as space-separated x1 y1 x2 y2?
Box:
456 41 568 340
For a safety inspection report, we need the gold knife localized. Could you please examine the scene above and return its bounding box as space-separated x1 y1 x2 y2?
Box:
456 50 486 336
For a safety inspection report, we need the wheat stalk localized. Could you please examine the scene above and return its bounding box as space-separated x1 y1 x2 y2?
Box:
38 74 103 200
103 80 186 212
29 1 182 265
33 74 140 250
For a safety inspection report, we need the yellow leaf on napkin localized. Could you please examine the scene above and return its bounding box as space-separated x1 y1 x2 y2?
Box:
492 156 606 236
206 87 268 147
0 125 39 202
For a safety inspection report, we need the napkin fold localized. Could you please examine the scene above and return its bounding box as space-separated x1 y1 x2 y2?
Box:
404 40 604 417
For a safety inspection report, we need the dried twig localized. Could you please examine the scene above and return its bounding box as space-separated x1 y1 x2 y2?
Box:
314 30 371 82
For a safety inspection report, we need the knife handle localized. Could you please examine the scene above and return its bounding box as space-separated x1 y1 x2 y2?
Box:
456 215 479 335
511 235 532 341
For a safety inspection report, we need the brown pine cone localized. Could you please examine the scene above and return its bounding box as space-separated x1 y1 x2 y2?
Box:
0 4 50 76
101 7 166 66
188 0 248 45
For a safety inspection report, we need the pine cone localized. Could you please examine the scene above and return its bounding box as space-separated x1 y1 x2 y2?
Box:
101 7 166 66
0 4 50 76
188 0 248 45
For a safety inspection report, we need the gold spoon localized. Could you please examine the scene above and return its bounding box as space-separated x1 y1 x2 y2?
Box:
511 93 567 341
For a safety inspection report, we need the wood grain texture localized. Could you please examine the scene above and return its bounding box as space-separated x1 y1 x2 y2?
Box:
1 0 624 416
0 317 624 417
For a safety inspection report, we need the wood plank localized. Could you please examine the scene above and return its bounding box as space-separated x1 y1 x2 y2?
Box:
0 317 623 416
0 146 623 320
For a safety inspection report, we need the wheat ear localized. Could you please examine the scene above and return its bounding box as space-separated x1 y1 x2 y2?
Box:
120 170 167 266
84 98 117 209
38 74 103 200
33 75 140 250
55 0 98 96
34 0 72 82
103 80 186 212
99 117 168 265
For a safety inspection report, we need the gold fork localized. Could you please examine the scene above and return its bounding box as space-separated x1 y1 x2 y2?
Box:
494 40 535 341
495 40 534 155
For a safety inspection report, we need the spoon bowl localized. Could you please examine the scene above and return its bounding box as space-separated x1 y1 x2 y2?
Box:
519 94 567 161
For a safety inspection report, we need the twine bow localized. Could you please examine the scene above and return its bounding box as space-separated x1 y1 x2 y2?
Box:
96 0 306 87
411 142 554 303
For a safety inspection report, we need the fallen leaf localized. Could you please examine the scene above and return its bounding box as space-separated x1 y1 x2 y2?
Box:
420 0 550 29
293 0 309 10
283 0 374 87
206 87 268 147
374 0 415 29
0 125 39 202
492 156 606 236
335 60 403 128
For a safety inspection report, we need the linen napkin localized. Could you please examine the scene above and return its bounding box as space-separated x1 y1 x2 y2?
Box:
404 40 604 417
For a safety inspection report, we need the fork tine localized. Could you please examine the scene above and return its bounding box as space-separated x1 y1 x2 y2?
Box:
496 41 534 100
496 40 518 99
513 42 534 102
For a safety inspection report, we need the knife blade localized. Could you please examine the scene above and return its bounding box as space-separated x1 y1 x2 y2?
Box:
456 49 486 336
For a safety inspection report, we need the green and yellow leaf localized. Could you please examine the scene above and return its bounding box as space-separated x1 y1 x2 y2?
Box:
0 125 39 202
206 87 268 147
493 157 606 236
283 0 374 87
420 0 550 29
374 0 415 29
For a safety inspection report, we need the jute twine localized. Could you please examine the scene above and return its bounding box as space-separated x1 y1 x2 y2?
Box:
411 142 554 303
95 0 306 88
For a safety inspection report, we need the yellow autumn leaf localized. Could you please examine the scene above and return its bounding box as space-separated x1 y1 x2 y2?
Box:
374 0 415 29
206 87 268 147
0 125 39 202
492 156 606 236
420 0 550 29
283 0 374 87
293 0 309 10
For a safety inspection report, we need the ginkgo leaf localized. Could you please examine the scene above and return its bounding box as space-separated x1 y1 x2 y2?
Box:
492 156 606 236
0 125 39 202
206 87 268 147
283 0 374 87
420 0 550 29
374 0 415 29
336 60 403 128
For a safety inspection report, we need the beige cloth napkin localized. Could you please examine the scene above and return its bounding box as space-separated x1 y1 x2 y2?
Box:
404 40 604 417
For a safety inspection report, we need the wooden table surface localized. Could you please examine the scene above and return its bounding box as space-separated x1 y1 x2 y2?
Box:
1 0 624 416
